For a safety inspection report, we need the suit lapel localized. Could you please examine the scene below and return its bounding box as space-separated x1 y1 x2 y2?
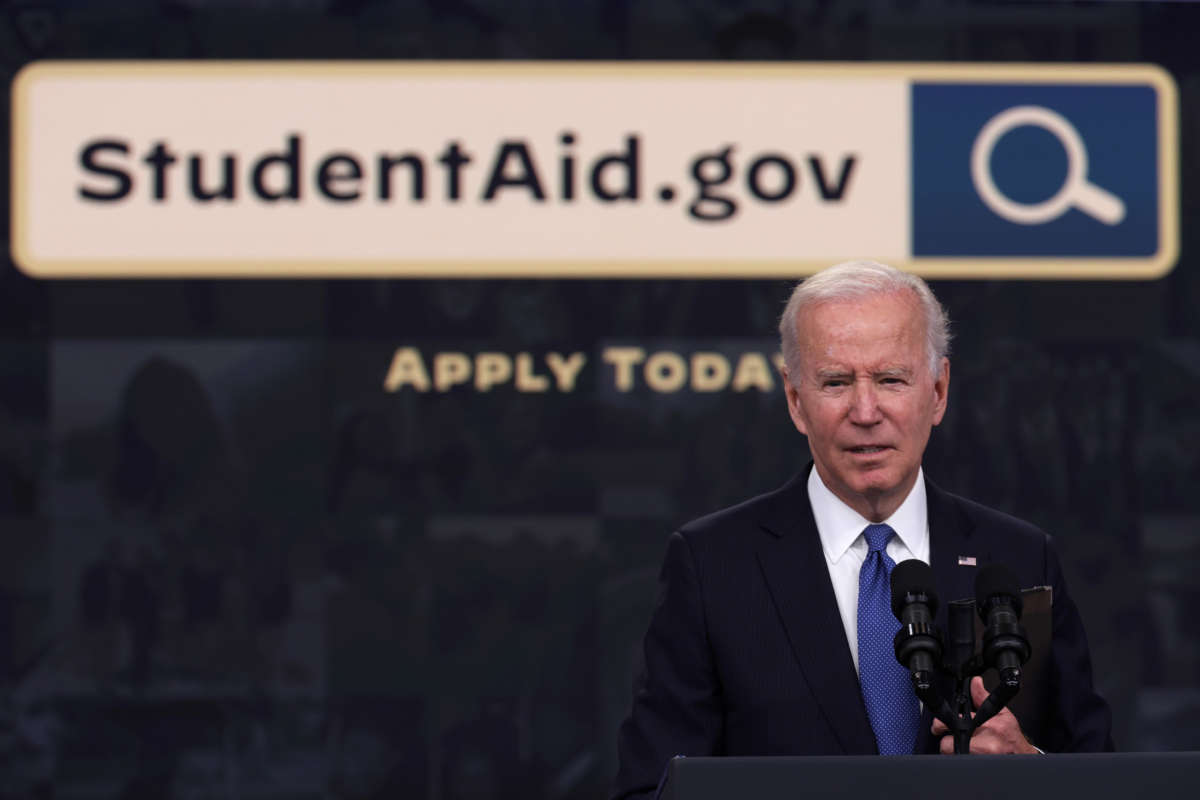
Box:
927 480 981 622
754 471 878 755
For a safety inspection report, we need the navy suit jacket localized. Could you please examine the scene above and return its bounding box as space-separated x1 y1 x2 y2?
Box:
613 468 1114 800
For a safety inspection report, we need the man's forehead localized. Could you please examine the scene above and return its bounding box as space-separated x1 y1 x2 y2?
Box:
790 295 927 373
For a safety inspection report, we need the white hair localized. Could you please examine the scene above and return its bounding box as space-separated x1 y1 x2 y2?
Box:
778 260 951 382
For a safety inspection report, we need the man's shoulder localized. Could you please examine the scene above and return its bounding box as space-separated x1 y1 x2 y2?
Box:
675 473 806 552
930 481 1051 548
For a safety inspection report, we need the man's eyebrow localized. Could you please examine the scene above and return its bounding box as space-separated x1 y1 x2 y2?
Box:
813 366 913 379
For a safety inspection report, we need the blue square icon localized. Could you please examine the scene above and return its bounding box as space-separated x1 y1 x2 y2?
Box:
911 83 1159 258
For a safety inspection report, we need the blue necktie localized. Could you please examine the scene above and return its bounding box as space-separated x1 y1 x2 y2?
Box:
857 523 920 755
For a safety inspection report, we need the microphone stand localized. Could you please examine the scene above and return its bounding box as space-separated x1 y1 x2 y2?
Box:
935 600 1024 754
946 600 980 755
892 564 1030 755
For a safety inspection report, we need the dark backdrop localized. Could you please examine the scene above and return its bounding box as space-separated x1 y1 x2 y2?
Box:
1 2 1199 799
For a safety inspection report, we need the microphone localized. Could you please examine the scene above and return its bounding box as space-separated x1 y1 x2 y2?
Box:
974 564 1031 687
890 559 943 690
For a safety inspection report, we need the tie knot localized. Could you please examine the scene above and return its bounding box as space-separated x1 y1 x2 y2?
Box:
863 524 895 553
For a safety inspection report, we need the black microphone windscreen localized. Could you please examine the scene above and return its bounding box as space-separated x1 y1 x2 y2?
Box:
890 559 938 618
974 563 1023 617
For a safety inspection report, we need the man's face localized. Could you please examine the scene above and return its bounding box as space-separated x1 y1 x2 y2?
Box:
784 290 949 521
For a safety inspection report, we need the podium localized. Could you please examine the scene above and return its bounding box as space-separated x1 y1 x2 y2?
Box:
662 752 1200 800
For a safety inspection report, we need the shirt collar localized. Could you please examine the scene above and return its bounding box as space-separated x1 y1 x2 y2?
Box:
807 465 929 565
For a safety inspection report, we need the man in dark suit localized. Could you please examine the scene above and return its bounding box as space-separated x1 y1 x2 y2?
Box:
613 261 1113 800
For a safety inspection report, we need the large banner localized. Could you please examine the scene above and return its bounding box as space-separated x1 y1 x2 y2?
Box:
12 61 1177 278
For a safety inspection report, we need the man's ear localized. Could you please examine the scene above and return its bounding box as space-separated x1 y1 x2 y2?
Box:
783 371 809 436
931 357 950 426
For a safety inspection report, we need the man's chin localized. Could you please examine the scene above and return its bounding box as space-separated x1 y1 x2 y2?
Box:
817 461 911 502
844 469 904 500
850 482 896 500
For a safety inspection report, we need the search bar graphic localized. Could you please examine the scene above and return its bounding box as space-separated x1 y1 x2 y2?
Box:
10 62 1177 279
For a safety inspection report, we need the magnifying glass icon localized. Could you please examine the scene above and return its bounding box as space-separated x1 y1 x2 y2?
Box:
970 105 1125 226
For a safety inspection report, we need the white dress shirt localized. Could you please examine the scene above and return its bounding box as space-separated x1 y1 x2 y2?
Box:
807 466 931 675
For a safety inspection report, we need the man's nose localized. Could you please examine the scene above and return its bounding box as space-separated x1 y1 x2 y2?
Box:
848 382 883 425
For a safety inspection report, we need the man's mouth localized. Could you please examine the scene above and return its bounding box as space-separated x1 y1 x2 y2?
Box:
847 446 889 454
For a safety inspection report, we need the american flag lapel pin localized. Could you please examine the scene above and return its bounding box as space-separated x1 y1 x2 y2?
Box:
957 556 977 566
